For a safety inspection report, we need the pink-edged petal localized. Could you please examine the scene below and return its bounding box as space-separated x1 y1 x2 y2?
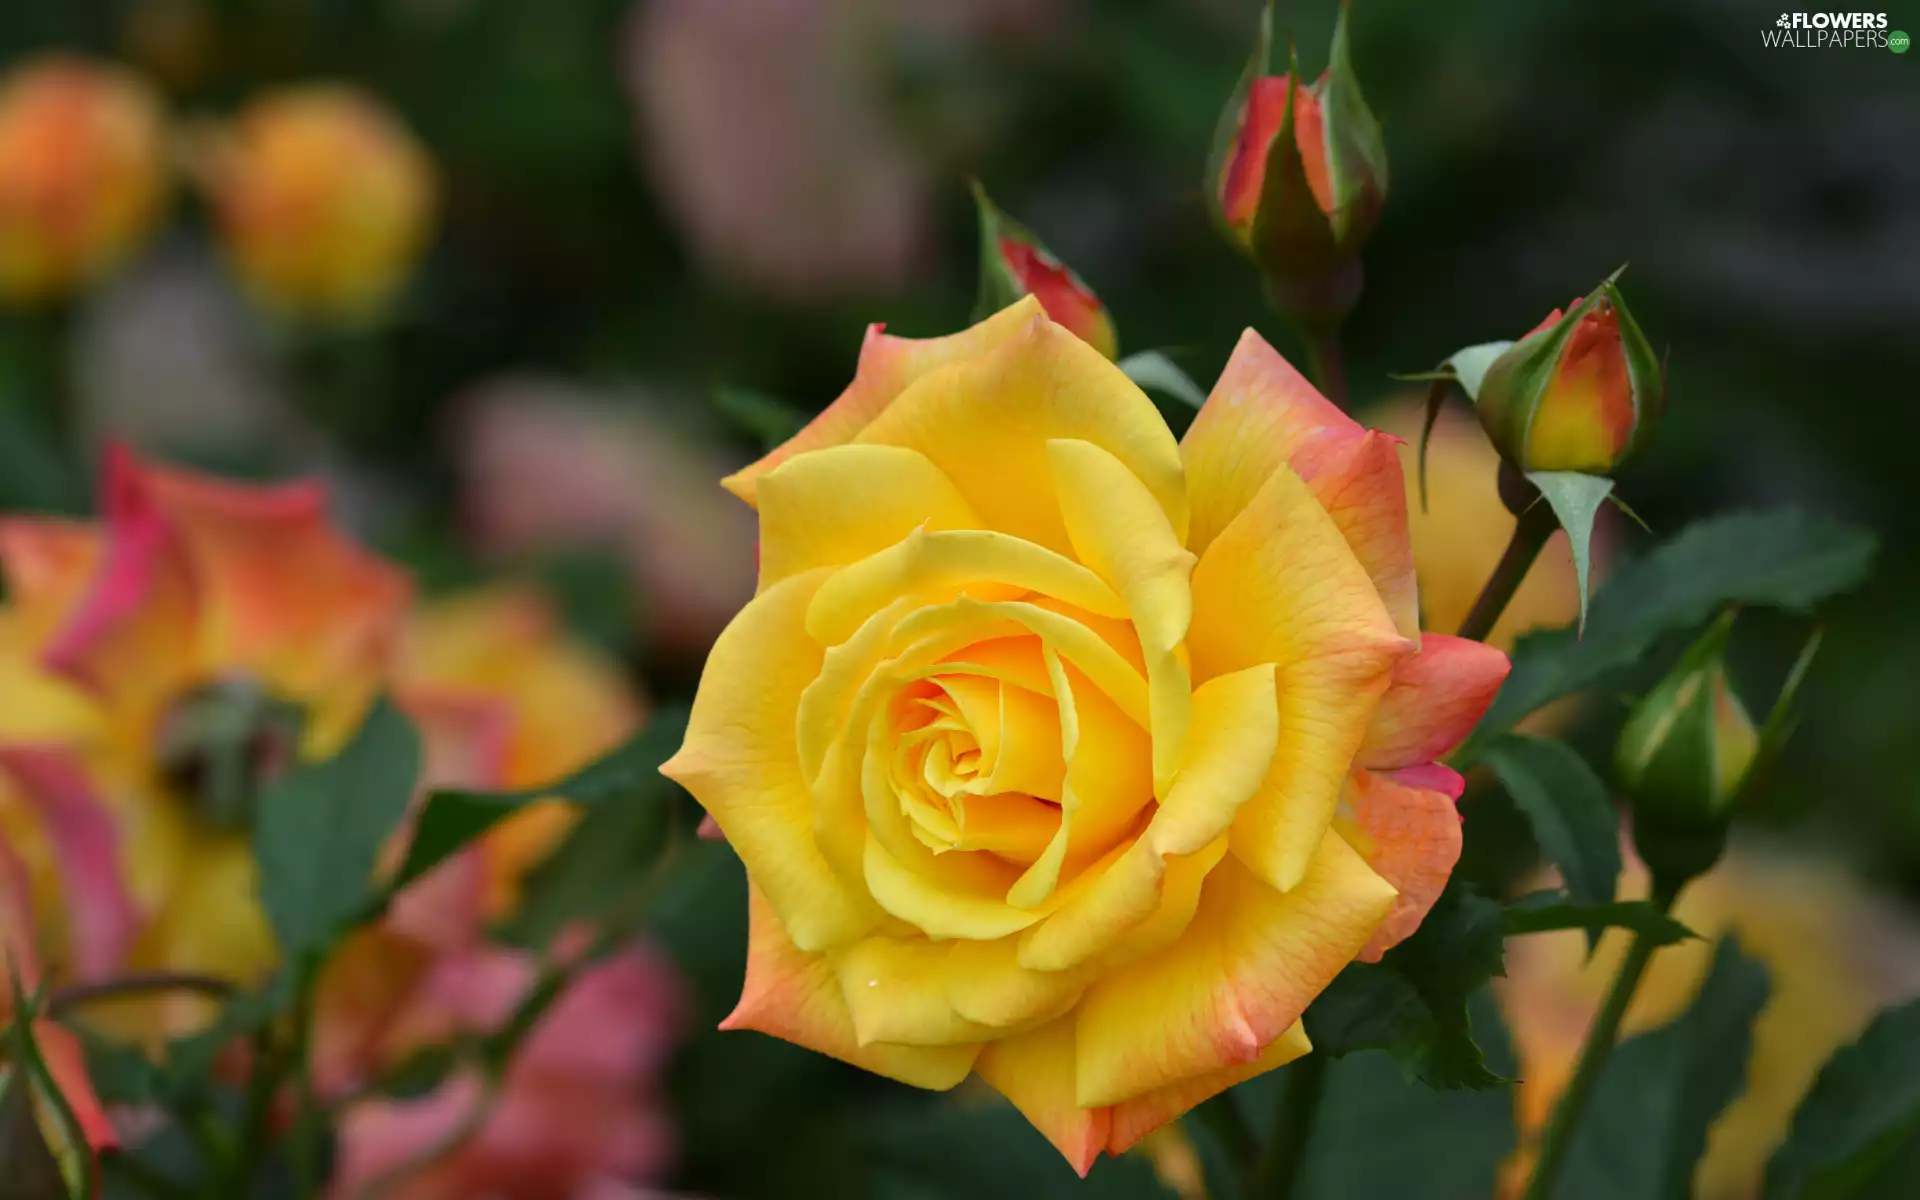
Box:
34 1020 120 1152
1181 328 1354 557
0 519 99 629
1358 634 1510 771
695 813 724 841
1340 766 1465 962
0 745 138 980
1105 1021 1311 1156
1289 426 1421 640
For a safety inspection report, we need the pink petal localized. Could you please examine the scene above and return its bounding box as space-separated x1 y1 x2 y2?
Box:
0 745 138 979
1344 766 1465 962
1358 634 1510 771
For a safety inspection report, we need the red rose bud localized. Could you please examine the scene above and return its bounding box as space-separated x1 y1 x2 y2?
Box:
1208 1 1386 319
1474 276 1663 476
1616 612 1819 893
971 182 1117 360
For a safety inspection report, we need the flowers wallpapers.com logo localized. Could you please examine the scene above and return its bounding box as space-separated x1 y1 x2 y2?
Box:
1763 11 1903 48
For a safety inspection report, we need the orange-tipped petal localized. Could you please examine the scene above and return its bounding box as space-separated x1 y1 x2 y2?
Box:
721 299 1046 506
1357 634 1510 771
0 519 99 636
1289 426 1421 639
1072 841 1394 1108
974 1014 1111 1177
1340 765 1464 961
1181 328 1351 558
1105 1021 1311 1156
722 885 979 1090
32 1020 119 1152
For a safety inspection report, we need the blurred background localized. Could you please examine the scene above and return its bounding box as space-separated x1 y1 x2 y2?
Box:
1 0 1916 1196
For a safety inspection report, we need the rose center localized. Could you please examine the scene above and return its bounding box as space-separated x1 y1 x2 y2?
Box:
155 678 305 834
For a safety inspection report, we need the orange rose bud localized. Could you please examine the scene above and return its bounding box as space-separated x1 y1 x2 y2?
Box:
191 85 435 323
1208 2 1385 321
1473 277 1663 477
971 182 1117 360
0 56 167 304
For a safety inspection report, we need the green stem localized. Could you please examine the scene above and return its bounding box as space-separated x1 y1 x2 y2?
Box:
1251 1053 1326 1199
1302 327 1349 409
1455 501 1556 643
287 981 320 1200
229 1027 283 1196
1521 882 1682 1200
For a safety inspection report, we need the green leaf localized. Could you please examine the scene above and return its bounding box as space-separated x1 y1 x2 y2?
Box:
1 1010 90 1200
398 707 687 892
1502 892 1696 946
1479 734 1621 921
1117 350 1208 410
1465 509 1876 753
1554 937 1769 1200
1526 471 1615 631
253 698 421 962
1764 997 1920 1199
495 769 677 948
712 386 808 453
1305 884 1509 1089
1292 993 1518 1199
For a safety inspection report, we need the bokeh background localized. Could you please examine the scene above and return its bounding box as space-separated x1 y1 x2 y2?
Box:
2 0 1916 1196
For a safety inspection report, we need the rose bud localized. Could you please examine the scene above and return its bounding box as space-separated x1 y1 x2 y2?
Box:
1474 276 1663 477
0 56 167 305
1616 611 1819 893
189 85 434 323
1209 1 1386 321
971 182 1117 360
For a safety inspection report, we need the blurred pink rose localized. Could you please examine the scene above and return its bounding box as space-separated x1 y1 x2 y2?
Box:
625 0 1067 298
452 377 757 662
328 946 685 1200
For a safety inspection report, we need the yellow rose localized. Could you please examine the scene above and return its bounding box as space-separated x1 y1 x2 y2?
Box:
191 85 434 321
665 298 1512 1172
0 55 168 303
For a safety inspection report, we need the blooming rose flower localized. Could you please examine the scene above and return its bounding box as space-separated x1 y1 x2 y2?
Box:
0 448 639 1035
189 85 434 322
665 298 1510 1172
1500 847 1920 1199
0 56 168 304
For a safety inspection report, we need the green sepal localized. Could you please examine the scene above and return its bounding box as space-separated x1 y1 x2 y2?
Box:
1249 41 1343 285
1205 0 1276 242
1411 339 1511 510
1318 0 1387 247
970 180 1033 324
1117 350 1207 410
1526 470 1616 631
1728 623 1822 812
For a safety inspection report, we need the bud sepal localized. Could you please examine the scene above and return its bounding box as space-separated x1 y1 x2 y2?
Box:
971 182 1117 360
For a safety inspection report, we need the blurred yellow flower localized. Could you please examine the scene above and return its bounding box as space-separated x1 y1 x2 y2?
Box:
1500 847 1920 1198
193 85 434 321
0 56 167 304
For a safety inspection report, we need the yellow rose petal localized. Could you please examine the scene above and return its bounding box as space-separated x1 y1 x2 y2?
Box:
756 444 979 591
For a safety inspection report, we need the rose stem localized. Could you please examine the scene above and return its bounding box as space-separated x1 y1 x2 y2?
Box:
1455 500 1557 644
1251 1051 1326 1199
1303 328 1350 409
1520 881 1682 1200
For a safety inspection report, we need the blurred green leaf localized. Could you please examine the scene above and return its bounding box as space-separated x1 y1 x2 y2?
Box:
1464 510 1876 753
254 698 421 963
1553 937 1769 1200
1764 997 1920 1199
165 976 293 1093
1502 892 1696 946
713 387 809 453
862 1101 1175 1198
495 763 678 948
398 706 686 891
1480 735 1622 923
1305 884 1509 1089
